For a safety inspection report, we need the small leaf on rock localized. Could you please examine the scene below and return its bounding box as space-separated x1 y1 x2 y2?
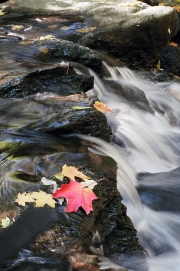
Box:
12 25 24 31
54 172 64 181
1 217 13 228
48 24 58 29
72 106 91 110
39 35 53 40
29 191 56 208
0 9 5 16
15 192 35 207
94 101 113 113
19 40 33 45
169 41 178 47
60 26 69 30
62 164 91 180
75 27 96 34
173 5 180 12
38 46 49 54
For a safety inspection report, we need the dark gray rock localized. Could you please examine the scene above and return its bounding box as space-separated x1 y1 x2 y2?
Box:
2 0 178 70
103 79 153 113
138 167 180 212
160 45 180 76
31 39 102 73
0 95 112 141
81 3 178 69
0 63 94 97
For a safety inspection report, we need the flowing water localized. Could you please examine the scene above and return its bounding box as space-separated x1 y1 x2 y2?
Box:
1 15 180 270
76 55 180 270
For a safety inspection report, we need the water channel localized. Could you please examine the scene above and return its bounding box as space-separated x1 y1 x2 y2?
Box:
0 15 180 271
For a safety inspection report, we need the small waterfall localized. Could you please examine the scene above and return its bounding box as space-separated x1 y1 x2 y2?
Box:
77 55 180 270
86 61 179 173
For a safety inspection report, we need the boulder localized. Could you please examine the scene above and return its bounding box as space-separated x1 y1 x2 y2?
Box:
81 2 178 69
5 0 179 69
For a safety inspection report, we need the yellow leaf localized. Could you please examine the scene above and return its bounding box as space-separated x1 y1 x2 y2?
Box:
55 164 91 180
39 35 53 40
94 101 113 113
0 9 5 16
15 192 35 207
156 60 161 69
19 40 33 45
54 172 64 181
60 26 69 31
1 217 13 228
75 27 96 34
12 25 24 31
158 2 166 5
29 191 56 208
48 24 58 29
72 106 91 110
38 46 49 54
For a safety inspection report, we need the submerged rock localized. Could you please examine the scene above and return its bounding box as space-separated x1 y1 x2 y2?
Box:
0 95 112 140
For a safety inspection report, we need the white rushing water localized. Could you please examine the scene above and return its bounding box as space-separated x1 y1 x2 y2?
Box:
77 57 180 271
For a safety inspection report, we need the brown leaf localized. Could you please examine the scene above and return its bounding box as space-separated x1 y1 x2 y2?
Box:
169 41 178 47
94 101 113 113
173 5 180 12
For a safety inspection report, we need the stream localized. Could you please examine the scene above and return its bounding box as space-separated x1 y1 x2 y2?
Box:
80 56 180 271
1 15 180 271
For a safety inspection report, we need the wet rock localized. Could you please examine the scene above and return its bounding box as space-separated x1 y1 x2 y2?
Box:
30 166 146 260
31 39 102 73
0 95 111 140
2 0 178 70
138 167 180 212
81 2 178 70
160 45 180 76
0 63 94 97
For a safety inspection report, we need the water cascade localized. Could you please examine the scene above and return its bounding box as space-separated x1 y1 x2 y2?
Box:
77 55 180 271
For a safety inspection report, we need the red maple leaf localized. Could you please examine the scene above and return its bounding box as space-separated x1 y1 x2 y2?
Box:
53 179 98 215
